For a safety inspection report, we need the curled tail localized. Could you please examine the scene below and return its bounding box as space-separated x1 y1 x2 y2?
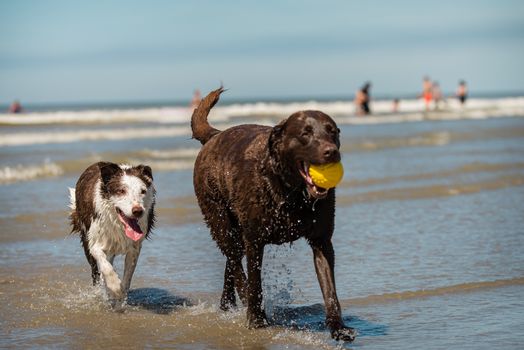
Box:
68 187 80 234
68 187 76 211
191 87 225 145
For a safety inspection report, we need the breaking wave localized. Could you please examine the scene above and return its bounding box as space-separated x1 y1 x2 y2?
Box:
0 126 192 147
1 97 523 148
0 161 64 184
138 148 200 159
1 96 523 127
0 107 193 125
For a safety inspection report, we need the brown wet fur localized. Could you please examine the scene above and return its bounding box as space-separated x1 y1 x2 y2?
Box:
191 88 356 341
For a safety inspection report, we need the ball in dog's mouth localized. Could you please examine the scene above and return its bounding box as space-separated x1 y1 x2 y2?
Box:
298 161 329 199
309 162 344 189
116 207 144 241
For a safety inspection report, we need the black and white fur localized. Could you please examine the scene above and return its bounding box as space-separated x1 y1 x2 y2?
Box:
69 162 155 305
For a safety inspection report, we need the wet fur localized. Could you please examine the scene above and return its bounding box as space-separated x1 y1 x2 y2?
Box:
191 88 356 341
69 162 155 305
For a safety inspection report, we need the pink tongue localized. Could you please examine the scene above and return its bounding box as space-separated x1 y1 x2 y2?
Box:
124 220 144 241
118 214 144 241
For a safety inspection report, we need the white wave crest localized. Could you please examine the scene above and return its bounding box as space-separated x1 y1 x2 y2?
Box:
1 97 523 127
0 161 64 184
141 148 200 159
1 97 523 147
0 126 192 147
127 158 195 171
0 107 195 125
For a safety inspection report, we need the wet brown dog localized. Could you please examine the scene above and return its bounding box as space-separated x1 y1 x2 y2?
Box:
191 88 356 341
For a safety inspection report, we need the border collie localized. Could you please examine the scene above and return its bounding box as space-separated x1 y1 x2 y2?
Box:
69 162 155 305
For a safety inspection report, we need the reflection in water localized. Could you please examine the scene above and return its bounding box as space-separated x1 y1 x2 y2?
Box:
127 287 191 314
270 304 388 337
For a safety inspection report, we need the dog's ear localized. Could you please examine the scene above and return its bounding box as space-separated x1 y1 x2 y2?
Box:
135 164 153 183
268 119 287 150
99 162 122 185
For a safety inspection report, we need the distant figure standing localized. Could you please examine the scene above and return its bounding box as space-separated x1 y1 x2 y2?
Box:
432 82 443 110
421 76 433 111
354 82 371 115
456 80 468 105
9 100 23 114
392 98 400 113
190 89 202 110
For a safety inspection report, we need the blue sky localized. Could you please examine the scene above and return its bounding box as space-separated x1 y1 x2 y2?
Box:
1 0 523 104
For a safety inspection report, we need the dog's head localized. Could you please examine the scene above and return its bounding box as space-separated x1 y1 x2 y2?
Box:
99 162 155 241
268 110 341 199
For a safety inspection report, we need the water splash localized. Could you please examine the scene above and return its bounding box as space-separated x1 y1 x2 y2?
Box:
262 244 305 322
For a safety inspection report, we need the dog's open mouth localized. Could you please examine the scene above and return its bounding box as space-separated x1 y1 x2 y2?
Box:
116 208 144 241
298 161 328 199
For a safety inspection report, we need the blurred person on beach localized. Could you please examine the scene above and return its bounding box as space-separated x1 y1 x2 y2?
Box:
432 81 444 110
392 98 400 113
420 76 433 111
456 80 468 105
354 82 371 115
8 100 23 114
190 89 202 110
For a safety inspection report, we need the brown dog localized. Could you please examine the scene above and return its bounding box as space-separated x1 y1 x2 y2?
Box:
191 88 356 341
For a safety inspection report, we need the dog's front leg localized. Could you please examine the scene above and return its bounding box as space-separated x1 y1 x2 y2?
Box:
311 240 357 342
121 243 141 297
245 242 268 328
90 245 123 303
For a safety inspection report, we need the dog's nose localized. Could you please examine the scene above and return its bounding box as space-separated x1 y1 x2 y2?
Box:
132 206 144 218
323 146 340 162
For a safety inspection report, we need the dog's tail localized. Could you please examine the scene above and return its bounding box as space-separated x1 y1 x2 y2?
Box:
191 86 224 145
68 187 76 211
68 187 80 234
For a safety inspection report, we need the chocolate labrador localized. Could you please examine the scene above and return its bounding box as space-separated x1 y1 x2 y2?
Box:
191 88 356 341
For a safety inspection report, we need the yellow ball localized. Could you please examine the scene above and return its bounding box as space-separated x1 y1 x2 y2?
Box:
309 162 344 189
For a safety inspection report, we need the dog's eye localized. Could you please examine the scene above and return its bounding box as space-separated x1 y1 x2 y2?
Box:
116 188 126 195
301 126 313 137
326 125 339 135
141 189 147 195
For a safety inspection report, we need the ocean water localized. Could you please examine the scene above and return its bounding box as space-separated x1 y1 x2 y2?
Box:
1 97 524 349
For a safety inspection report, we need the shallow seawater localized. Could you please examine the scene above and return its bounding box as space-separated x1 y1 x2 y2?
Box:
1 114 524 349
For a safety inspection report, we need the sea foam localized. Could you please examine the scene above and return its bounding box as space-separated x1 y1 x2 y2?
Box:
1 96 523 126
0 161 64 184
1 97 523 148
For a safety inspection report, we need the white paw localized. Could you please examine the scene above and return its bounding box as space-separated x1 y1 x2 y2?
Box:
105 273 123 299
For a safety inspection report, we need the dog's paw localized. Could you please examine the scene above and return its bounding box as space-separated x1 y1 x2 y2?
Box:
331 327 357 342
109 298 126 312
247 313 269 329
105 274 123 296
106 288 124 302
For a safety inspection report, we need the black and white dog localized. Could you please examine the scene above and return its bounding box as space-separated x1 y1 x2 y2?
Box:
69 162 155 305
